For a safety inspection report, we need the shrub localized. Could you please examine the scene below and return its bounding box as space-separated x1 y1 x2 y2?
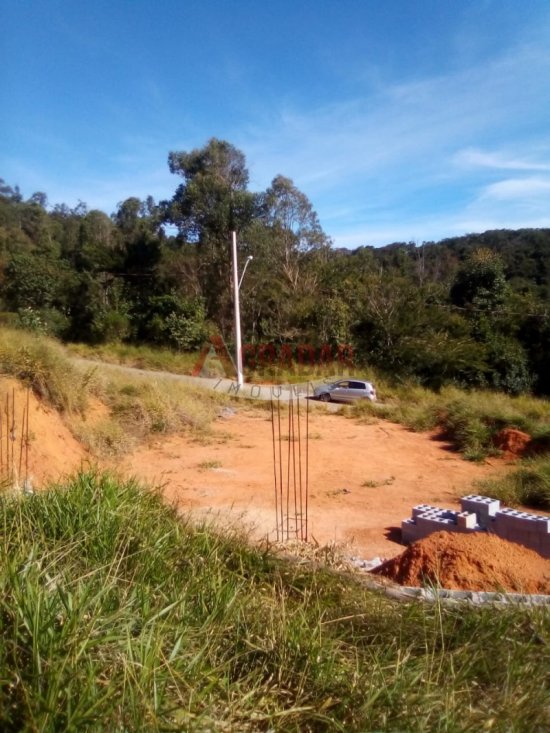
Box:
478 457 550 510
351 381 550 460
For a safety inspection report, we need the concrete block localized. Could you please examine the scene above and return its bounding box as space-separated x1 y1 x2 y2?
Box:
457 511 477 530
412 504 442 519
514 535 542 555
506 530 527 543
442 510 459 521
416 514 456 535
461 495 500 527
510 514 536 532
401 519 419 544
524 532 542 549
492 523 508 539
534 517 550 534
496 510 550 536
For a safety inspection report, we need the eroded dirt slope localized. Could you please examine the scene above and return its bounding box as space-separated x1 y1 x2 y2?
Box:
0 378 89 487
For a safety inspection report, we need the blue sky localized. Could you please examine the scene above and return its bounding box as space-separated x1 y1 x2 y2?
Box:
1 0 550 247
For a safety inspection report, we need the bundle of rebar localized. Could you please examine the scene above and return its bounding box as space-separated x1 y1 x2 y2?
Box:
270 386 309 542
0 387 30 488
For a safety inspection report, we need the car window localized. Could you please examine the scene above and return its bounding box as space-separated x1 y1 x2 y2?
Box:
336 381 349 388
349 381 365 389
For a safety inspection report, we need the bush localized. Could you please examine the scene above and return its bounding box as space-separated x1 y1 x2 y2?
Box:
478 457 550 510
351 381 550 460
71 367 224 455
137 294 208 350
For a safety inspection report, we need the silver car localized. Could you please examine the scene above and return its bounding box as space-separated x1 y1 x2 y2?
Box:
314 379 377 404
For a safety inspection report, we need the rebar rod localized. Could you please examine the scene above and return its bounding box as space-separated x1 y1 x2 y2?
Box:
291 392 298 538
277 397 284 540
286 392 292 540
270 397 279 541
19 407 26 477
305 383 310 541
10 388 15 481
25 388 30 483
5 394 10 479
297 392 303 540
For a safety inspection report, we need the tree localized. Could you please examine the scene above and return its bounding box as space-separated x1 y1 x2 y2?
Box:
5 252 65 311
136 293 207 350
166 139 252 239
163 139 255 328
29 192 48 209
450 248 508 314
236 176 330 342
259 174 329 290
450 249 532 392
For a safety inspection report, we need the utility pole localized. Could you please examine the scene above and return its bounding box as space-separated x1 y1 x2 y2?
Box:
231 231 253 387
231 231 243 386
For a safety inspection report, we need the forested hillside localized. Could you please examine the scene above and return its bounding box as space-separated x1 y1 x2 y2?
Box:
1 138 550 394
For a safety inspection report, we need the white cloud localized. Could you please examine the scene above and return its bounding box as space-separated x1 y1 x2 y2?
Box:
455 147 550 172
480 177 550 201
243 38 550 192
237 35 550 246
3 16 550 248
456 175 550 237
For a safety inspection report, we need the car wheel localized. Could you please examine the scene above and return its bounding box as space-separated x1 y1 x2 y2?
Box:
319 392 331 402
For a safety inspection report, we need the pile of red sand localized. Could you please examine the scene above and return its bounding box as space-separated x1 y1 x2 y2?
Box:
371 531 550 594
493 427 531 458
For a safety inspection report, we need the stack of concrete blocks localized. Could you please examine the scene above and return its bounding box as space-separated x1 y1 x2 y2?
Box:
401 494 550 558
461 495 550 558
401 503 480 544
460 495 501 528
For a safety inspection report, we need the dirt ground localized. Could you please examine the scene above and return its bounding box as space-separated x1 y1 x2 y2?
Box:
0 378 528 562
4 376 547 587
0 379 87 488
114 406 508 561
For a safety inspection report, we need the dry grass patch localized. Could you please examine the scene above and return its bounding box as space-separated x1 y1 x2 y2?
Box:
70 364 229 456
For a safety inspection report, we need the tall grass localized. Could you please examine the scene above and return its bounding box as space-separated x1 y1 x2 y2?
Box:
477 456 550 510
352 380 550 460
0 327 90 413
68 341 357 385
0 471 548 732
71 368 227 456
67 341 201 376
0 328 225 457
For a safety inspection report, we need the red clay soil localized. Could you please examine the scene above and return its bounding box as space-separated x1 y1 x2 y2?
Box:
0 378 89 486
372 531 550 594
493 428 532 459
4 375 548 594
115 408 507 560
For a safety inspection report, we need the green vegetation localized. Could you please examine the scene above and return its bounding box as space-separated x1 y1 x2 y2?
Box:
197 459 223 470
477 456 550 510
68 341 201 376
0 326 89 413
3 150 550 397
1 471 548 732
0 326 224 456
352 382 550 461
